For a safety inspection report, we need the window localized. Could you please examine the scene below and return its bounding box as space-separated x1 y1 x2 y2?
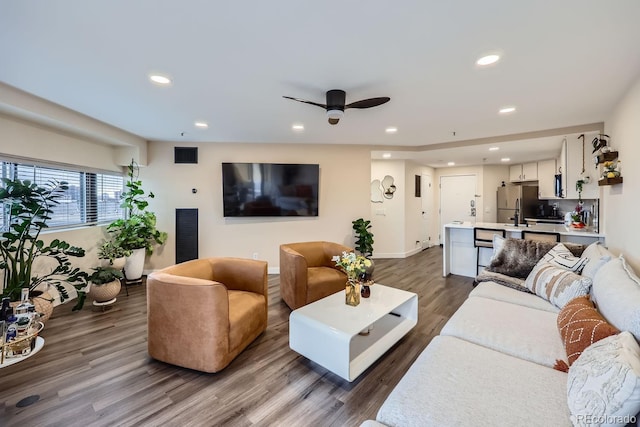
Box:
1 160 124 230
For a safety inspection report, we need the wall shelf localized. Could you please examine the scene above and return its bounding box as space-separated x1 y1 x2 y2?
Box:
596 151 619 164
599 177 623 186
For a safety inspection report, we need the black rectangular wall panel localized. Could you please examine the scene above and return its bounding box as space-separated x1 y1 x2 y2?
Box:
175 208 198 264
174 147 198 164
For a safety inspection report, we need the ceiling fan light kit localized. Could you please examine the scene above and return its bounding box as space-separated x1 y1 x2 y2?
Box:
283 89 390 125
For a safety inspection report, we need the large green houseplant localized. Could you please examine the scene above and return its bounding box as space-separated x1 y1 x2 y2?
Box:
0 178 88 310
352 218 374 258
106 160 167 280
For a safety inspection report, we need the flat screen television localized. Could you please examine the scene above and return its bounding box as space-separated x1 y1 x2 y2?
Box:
222 162 319 217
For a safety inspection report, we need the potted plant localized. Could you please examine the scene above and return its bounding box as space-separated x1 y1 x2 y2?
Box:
97 240 130 269
106 160 167 281
352 218 374 258
87 266 124 304
0 178 88 311
352 218 375 296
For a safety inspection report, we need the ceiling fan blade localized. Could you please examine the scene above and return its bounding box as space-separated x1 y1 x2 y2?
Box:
282 96 326 109
328 117 340 125
345 97 390 109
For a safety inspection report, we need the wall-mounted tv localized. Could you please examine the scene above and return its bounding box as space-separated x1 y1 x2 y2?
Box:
222 162 319 217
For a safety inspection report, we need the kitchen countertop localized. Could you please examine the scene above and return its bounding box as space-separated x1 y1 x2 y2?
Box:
445 221 604 238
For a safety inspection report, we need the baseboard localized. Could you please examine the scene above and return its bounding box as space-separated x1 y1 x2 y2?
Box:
374 247 423 259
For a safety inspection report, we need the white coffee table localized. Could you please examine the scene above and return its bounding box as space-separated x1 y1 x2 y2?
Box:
289 284 418 382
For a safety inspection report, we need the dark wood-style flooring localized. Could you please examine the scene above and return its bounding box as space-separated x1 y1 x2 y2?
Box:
0 247 473 427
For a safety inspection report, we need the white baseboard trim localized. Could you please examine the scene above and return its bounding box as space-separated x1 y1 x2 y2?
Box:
374 247 424 259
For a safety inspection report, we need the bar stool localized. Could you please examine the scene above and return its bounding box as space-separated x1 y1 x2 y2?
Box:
474 227 506 274
521 230 560 243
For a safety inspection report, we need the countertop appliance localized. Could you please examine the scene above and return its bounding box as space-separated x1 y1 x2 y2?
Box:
497 185 539 224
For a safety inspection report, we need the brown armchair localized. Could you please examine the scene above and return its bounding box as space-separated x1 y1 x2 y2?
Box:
147 257 268 373
279 241 353 310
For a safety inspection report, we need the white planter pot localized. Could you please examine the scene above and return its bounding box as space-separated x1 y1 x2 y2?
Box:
124 248 146 281
99 256 126 270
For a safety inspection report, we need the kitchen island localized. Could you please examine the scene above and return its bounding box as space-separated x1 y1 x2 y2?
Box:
443 222 605 278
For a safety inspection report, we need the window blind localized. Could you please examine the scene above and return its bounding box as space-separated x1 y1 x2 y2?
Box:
1 160 125 231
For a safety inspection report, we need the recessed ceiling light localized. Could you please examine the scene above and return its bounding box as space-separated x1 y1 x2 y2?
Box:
194 121 208 129
499 106 516 114
489 146 500 151
501 157 511 162
385 127 398 134
292 124 304 131
149 74 171 85
447 162 455 166
476 54 500 66
382 153 392 159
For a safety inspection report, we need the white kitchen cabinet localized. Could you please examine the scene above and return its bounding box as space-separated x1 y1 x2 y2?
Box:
509 164 523 182
564 133 599 200
537 158 557 199
509 162 538 182
522 162 538 181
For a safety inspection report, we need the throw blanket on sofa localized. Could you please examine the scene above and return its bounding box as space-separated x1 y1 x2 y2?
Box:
474 270 531 293
475 238 586 291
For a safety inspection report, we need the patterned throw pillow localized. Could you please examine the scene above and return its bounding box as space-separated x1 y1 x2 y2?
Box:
524 262 592 309
567 332 640 427
540 243 588 273
555 296 619 372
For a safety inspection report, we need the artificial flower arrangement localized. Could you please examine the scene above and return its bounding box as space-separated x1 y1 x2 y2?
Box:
333 251 372 282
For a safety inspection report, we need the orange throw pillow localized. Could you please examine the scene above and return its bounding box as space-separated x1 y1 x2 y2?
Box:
555 295 619 372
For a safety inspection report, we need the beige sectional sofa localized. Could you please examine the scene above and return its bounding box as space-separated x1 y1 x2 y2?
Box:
363 241 640 427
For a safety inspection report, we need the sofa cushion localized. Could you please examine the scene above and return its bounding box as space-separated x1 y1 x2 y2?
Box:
376 335 571 427
525 262 592 309
440 296 565 368
580 241 613 280
556 296 619 370
541 243 588 273
469 281 559 313
567 332 640 427
592 256 640 342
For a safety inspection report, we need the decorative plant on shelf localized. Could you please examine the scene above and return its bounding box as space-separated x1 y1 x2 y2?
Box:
352 218 374 258
106 160 167 255
0 178 88 310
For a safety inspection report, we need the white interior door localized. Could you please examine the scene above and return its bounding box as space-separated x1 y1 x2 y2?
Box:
421 174 434 248
440 174 478 243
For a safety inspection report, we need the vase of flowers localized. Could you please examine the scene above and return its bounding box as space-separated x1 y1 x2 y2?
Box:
333 251 372 307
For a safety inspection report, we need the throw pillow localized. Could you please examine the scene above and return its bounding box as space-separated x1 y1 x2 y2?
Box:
491 234 505 262
555 295 619 372
525 262 592 309
540 243 588 273
567 332 640 427
592 255 640 342
487 238 559 279
580 241 613 280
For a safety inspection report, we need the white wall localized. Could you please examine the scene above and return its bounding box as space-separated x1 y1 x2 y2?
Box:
140 141 372 273
482 165 510 223
0 114 122 173
405 162 436 252
370 160 405 257
603 73 640 271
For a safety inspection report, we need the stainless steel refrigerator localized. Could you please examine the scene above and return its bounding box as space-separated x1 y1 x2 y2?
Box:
496 185 539 224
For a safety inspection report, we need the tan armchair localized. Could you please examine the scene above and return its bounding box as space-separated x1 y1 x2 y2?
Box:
147 257 268 373
279 241 353 310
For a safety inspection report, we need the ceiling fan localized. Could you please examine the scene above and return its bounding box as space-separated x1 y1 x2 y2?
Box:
283 89 390 125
